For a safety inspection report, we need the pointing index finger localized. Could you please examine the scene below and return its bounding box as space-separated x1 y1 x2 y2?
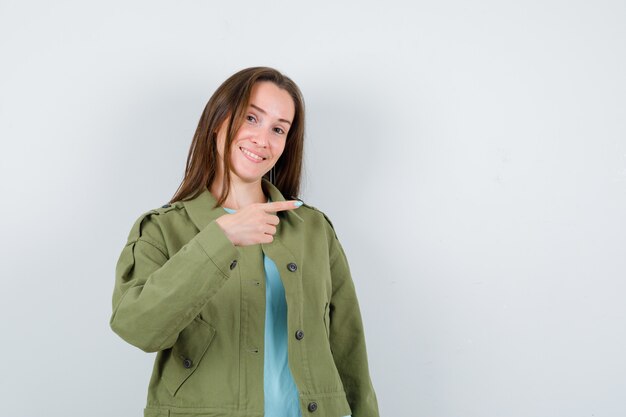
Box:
262 200 303 212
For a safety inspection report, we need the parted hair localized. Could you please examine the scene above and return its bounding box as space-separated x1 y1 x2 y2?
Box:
169 66 306 208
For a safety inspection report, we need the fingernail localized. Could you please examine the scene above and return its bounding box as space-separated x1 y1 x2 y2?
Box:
294 201 303 207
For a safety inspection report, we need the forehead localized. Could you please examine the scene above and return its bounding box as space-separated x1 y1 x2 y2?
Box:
248 81 295 122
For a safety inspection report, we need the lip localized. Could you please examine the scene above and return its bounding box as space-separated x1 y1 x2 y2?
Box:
239 146 267 163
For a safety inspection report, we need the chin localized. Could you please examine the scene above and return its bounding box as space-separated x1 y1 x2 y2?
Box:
231 168 265 184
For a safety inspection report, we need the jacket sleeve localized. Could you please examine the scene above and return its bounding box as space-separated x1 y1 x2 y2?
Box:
325 215 380 417
110 210 240 353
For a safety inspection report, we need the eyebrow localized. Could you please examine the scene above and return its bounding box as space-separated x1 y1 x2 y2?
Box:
249 103 292 125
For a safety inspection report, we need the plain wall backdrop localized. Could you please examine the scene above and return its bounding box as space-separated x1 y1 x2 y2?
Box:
1 1 625 416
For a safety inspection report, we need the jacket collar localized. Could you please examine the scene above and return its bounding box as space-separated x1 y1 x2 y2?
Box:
182 178 303 231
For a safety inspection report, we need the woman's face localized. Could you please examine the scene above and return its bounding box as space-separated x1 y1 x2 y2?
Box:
215 81 295 184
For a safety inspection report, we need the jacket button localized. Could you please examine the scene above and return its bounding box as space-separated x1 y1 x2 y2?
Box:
307 402 318 412
230 260 238 270
287 262 297 272
295 329 304 340
182 358 193 369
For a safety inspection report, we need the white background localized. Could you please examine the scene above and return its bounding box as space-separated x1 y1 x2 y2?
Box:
1 1 625 416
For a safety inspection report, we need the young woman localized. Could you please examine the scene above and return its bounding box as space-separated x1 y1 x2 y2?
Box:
110 67 380 417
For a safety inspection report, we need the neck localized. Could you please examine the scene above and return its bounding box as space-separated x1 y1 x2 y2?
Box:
210 174 268 210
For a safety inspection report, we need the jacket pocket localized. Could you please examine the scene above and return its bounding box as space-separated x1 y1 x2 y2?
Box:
323 301 330 341
162 315 216 397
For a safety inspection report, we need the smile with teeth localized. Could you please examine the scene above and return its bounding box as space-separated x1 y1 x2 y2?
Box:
240 147 267 162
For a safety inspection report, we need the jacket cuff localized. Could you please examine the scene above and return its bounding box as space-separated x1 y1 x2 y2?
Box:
193 220 240 276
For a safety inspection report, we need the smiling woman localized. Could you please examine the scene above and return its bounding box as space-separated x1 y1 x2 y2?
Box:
212 81 295 198
110 67 380 417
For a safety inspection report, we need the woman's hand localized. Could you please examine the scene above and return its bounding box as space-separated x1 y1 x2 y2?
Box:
215 201 302 246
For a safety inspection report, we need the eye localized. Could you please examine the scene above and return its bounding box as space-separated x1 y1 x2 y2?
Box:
273 127 286 135
246 114 257 123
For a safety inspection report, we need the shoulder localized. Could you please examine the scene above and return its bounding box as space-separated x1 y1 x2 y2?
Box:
129 201 184 231
124 201 186 252
297 200 339 240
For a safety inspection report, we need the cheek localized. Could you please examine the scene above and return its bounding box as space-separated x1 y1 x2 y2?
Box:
272 139 287 156
230 144 242 161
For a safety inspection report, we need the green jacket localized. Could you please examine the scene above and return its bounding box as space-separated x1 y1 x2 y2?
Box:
110 178 380 417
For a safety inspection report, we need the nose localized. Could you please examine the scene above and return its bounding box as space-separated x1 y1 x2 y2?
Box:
251 129 270 147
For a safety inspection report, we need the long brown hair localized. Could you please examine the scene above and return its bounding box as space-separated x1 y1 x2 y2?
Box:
168 66 306 207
